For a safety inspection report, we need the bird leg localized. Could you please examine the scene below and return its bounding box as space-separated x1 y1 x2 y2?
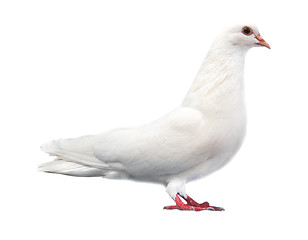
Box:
163 194 208 211
183 194 225 211
183 194 210 208
164 194 225 211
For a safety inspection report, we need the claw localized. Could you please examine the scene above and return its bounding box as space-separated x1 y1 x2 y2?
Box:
164 194 224 211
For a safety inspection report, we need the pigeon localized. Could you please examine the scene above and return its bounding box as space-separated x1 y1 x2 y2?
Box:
40 24 270 211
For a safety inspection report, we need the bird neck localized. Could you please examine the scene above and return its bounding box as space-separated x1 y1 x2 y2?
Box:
182 43 248 113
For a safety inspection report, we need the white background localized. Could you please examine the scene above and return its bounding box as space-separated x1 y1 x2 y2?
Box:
1 0 307 239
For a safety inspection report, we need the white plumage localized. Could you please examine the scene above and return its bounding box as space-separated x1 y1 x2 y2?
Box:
40 24 270 211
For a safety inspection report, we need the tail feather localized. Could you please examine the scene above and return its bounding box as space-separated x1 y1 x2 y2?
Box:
40 136 110 168
40 136 113 177
38 158 107 177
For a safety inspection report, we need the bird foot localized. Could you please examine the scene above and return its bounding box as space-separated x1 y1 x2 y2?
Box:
164 194 224 211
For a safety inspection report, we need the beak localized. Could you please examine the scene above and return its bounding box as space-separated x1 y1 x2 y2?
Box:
255 33 271 49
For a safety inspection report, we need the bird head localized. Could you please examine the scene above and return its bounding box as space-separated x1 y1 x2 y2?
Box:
225 24 270 50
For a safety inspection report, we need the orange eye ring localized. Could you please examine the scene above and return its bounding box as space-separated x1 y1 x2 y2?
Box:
242 26 253 36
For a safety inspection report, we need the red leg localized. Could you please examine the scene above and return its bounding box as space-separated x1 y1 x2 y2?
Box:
184 195 210 207
164 194 208 211
183 195 224 211
164 194 225 211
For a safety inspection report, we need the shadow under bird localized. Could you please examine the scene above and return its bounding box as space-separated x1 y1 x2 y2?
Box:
40 24 270 211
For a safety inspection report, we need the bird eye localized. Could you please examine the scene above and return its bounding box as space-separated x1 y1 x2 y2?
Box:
242 26 253 36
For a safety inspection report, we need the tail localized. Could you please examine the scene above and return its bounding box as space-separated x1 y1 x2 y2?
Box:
38 159 108 177
39 135 112 177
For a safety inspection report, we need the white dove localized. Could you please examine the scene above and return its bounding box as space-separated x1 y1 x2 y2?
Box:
40 24 270 211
